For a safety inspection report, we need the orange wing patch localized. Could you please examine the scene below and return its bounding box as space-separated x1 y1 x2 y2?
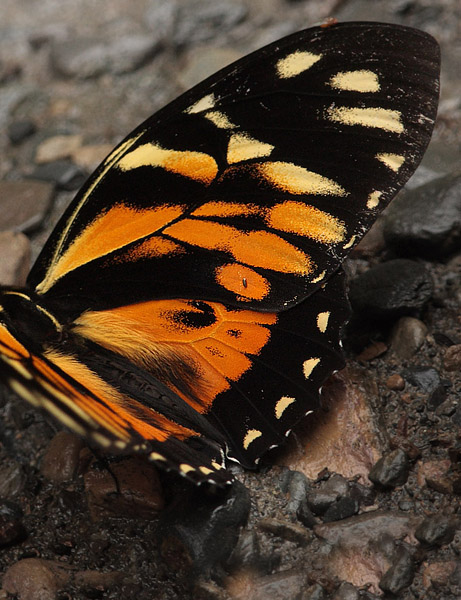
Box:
74 299 277 413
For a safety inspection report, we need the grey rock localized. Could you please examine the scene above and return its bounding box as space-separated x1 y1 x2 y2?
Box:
368 449 410 489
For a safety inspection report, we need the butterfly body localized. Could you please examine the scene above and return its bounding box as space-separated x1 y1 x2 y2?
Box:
0 22 440 485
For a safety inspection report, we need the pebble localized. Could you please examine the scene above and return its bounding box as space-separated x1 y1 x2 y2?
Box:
385 374 405 391
299 583 326 600
415 514 458 547
158 480 250 578
0 458 27 497
296 499 318 529
322 497 359 523
389 317 428 359
349 259 433 319
258 517 312 546
226 530 267 574
35 134 83 163
40 431 85 483
172 0 247 46
379 543 415 595
417 459 453 494
279 469 311 514
71 143 114 170
384 173 461 258
0 231 30 286
402 366 441 393
84 456 165 520
7 119 36 144
31 160 87 190
50 33 161 79
0 180 55 233
444 344 461 371
331 581 360 600
368 449 410 489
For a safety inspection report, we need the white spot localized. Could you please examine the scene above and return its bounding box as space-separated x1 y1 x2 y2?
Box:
311 270 326 284
275 396 296 419
184 93 216 114
243 429 262 449
376 153 405 172
303 357 320 379
227 132 274 164
276 51 322 78
205 111 235 129
343 235 356 250
367 190 382 209
329 70 380 93
327 106 404 133
317 311 330 333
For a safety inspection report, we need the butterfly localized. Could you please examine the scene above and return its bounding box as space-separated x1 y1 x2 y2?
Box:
0 22 439 485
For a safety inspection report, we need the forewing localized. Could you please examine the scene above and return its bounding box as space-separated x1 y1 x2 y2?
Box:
29 22 440 315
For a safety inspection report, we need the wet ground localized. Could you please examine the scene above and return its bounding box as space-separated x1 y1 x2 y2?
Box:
0 1 460 599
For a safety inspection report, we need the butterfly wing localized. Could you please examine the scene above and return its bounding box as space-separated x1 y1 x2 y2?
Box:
29 22 440 316
1 22 440 484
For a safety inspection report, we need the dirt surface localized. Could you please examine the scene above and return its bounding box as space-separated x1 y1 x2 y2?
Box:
0 1 460 599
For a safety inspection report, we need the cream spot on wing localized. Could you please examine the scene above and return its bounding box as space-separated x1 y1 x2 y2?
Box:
185 93 216 114
150 452 167 462
205 111 236 129
275 396 296 419
211 461 223 470
199 466 214 475
117 143 218 184
114 440 127 450
329 70 380 92
343 235 356 250
276 51 322 78
327 106 404 133
376 153 405 172
303 358 320 379
317 311 330 333
367 190 382 209
243 429 262 449
258 162 347 196
227 132 274 164
180 463 196 474
311 270 326 284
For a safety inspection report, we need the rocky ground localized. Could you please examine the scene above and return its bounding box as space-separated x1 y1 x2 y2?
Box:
0 0 460 599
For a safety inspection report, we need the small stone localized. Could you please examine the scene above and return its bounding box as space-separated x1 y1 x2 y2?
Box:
349 259 433 320
390 317 428 359
226 568 308 600
0 180 55 233
368 449 410 489
357 341 387 362
226 530 264 573
51 34 161 79
31 160 87 190
71 143 113 170
402 366 441 393
384 173 461 258
422 561 458 589
279 469 311 513
415 514 458 547
444 344 461 371
0 458 27 497
322 497 359 523
385 374 405 391
299 583 326 600
40 431 85 483
35 134 83 163
7 120 36 145
0 231 31 286
428 384 448 410
258 518 312 546
417 459 453 494
296 499 318 529
84 456 164 520
332 581 360 600
379 544 415 595
172 0 247 46
2 558 71 600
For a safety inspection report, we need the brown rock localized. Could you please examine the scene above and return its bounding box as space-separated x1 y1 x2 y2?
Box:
0 231 30 286
226 568 308 600
390 317 428 359
257 518 312 546
422 560 457 589
444 344 461 371
417 459 453 494
2 558 72 600
84 456 164 520
40 431 85 483
386 374 405 391
35 134 83 163
277 370 384 481
71 143 113 170
357 341 387 362
0 180 54 233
